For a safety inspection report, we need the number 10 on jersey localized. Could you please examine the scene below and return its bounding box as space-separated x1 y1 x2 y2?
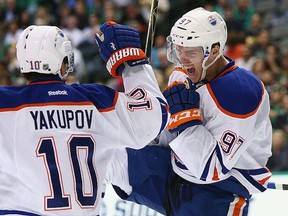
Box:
36 135 98 210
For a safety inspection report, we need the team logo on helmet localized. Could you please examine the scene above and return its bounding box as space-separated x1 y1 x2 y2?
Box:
58 30 65 38
208 16 217 26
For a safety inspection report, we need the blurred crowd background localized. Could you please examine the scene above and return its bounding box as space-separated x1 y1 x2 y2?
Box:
0 0 287 171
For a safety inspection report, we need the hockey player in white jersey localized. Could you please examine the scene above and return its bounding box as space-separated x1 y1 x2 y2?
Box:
107 7 273 216
0 22 170 215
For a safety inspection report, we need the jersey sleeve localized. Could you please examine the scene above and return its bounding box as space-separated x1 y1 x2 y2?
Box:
73 64 169 150
114 64 169 149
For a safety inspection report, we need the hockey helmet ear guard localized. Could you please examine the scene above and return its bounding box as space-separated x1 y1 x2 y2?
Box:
16 25 74 80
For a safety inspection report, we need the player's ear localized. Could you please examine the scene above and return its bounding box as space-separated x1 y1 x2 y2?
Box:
211 42 220 56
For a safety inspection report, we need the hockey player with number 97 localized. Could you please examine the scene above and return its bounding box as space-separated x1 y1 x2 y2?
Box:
0 23 170 215
107 7 273 216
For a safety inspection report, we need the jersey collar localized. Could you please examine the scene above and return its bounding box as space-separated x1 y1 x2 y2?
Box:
211 56 238 81
28 75 64 85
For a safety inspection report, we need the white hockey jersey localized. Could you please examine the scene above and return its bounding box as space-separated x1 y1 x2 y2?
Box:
168 59 272 195
0 64 168 216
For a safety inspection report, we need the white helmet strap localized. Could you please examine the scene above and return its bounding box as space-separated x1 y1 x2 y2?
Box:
201 52 222 80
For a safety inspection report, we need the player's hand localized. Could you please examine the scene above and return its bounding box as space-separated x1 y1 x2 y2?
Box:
95 21 148 77
163 78 202 133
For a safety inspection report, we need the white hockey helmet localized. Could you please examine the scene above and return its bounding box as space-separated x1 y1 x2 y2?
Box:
16 25 74 79
167 7 227 70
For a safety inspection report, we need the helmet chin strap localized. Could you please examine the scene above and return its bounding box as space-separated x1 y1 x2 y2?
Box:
200 52 222 81
60 72 69 80
58 67 69 80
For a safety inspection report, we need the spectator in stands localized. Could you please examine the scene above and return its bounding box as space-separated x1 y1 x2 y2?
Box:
119 2 148 48
34 6 54 26
213 0 231 18
246 13 262 37
0 0 22 23
265 44 281 77
0 61 11 86
224 5 246 39
267 129 288 171
235 43 257 71
18 9 32 30
62 15 83 47
73 0 89 30
233 0 255 31
3 20 22 47
274 94 288 134
82 12 100 44
151 34 167 69
0 23 7 62
71 42 87 83
251 29 271 58
225 31 245 60
279 51 288 90
102 1 120 22
55 2 72 27
269 85 286 127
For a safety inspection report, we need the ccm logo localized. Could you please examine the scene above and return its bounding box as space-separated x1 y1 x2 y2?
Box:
168 108 202 129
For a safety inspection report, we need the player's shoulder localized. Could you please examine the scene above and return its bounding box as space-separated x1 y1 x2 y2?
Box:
207 62 264 118
168 67 188 84
0 85 26 109
71 83 118 111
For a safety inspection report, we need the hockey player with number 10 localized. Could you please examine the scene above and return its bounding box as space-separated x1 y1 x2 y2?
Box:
0 23 169 215
107 7 273 216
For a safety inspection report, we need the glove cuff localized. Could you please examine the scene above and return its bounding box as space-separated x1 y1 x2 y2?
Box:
106 47 147 77
167 108 202 132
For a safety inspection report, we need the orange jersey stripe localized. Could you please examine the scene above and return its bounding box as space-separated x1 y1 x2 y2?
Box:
174 67 188 75
212 167 220 181
232 196 246 216
0 101 93 112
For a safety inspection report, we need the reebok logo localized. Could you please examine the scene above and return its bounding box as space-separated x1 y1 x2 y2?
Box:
48 90 68 96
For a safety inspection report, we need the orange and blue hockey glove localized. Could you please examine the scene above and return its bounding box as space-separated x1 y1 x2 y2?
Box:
95 21 148 77
163 78 202 133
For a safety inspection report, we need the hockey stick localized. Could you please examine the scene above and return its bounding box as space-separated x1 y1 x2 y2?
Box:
145 0 160 58
267 182 288 191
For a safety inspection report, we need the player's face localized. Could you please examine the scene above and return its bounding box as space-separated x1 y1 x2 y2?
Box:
175 45 204 82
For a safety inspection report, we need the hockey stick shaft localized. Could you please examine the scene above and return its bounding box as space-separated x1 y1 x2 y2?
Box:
267 182 288 191
145 0 159 58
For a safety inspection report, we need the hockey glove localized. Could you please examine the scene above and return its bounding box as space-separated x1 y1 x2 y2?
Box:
163 78 202 133
95 21 148 77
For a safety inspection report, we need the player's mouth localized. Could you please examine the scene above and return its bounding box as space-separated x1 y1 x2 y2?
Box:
186 67 199 82
187 67 196 76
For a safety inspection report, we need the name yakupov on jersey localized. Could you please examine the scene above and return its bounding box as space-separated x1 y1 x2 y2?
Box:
167 59 272 196
0 65 168 216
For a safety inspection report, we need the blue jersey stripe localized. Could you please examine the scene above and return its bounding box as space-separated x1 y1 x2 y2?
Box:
234 168 266 192
157 97 169 133
215 144 230 174
0 210 40 215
